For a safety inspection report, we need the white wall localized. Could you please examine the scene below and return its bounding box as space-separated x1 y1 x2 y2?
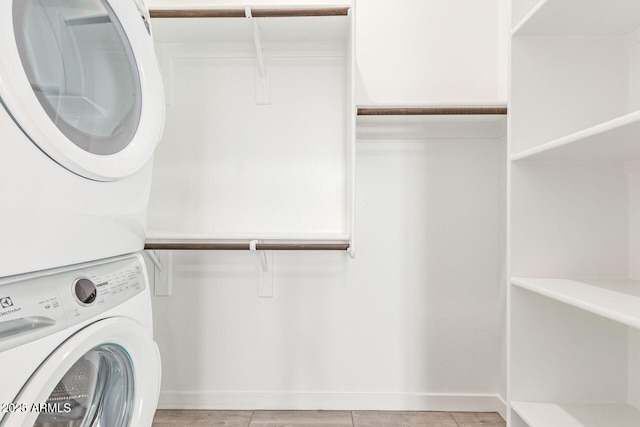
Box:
146 49 349 237
150 135 505 410
145 0 508 412
511 163 629 278
355 0 507 105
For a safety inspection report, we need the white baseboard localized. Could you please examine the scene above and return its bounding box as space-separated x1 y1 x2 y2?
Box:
158 391 504 413
495 395 507 420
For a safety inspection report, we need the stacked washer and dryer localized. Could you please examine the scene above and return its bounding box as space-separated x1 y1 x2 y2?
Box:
0 0 165 426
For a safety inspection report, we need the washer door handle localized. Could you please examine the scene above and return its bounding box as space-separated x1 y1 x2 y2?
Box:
0 316 55 340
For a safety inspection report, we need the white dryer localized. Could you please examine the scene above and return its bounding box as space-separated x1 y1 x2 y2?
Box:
0 0 165 278
0 253 160 427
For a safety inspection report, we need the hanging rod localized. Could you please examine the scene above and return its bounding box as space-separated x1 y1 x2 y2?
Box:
149 7 350 19
144 242 350 251
357 106 508 116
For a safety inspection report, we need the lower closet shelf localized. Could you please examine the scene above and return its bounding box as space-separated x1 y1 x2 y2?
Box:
511 277 640 329
511 401 640 427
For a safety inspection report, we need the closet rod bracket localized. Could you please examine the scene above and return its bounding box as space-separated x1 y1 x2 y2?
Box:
147 250 164 272
245 7 270 104
250 239 269 272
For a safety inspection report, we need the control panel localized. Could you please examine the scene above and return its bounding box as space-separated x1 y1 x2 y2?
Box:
0 255 146 352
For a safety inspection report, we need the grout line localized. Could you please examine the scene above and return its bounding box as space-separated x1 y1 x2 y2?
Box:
449 411 461 427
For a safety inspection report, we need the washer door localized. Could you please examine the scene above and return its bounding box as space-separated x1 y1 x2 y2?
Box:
4 318 160 427
0 0 164 181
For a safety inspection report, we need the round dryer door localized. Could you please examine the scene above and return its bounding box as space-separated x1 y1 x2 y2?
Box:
0 0 164 181
4 318 160 427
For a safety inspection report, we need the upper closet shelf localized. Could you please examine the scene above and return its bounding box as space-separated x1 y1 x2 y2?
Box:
150 8 349 18
356 105 507 139
511 111 640 162
150 7 350 45
145 233 351 251
511 401 640 427
512 0 640 36
511 277 640 329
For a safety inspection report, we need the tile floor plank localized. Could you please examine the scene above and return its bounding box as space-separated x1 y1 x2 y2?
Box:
152 409 253 426
152 409 507 427
249 410 353 427
450 412 506 427
352 411 457 427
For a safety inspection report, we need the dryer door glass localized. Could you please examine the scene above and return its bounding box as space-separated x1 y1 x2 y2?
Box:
33 344 134 427
13 0 142 155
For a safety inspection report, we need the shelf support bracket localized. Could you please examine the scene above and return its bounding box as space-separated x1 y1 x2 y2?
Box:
246 7 271 105
147 250 164 272
250 240 273 297
146 250 173 297
247 7 265 77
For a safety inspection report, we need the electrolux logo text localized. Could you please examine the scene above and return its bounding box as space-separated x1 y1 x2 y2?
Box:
0 297 21 317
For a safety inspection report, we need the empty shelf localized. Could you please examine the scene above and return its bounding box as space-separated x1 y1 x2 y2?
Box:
511 110 640 162
511 277 640 329
356 106 507 140
511 401 640 427
145 233 351 251
145 242 350 251
357 106 507 116
512 0 640 36
150 7 349 19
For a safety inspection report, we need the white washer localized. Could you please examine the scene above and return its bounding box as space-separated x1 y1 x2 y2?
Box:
0 0 164 278
0 253 160 427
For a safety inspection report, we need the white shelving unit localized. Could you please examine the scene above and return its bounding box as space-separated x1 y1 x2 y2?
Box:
510 0 640 156
145 4 356 253
509 0 640 426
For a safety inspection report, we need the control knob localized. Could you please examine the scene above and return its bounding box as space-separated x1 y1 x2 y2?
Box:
74 278 97 305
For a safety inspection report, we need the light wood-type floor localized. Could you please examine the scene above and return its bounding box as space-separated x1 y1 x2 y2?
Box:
152 410 506 427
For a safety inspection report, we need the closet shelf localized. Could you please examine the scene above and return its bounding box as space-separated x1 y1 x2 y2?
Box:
511 401 640 427
145 233 351 251
150 7 350 19
511 277 640 329
357 106 507 116
512 0 640 36
356 105 507 140
511 111 640 162
149 8 350 45
145 242 350 251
